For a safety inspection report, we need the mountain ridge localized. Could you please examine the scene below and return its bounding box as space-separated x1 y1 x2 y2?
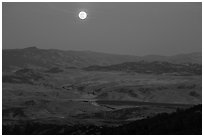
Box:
3 47 201 72
3 46 201 57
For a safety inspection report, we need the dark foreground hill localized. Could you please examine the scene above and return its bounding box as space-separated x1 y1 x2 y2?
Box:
2 104 202 135
101 104 202 135
3 47 201 72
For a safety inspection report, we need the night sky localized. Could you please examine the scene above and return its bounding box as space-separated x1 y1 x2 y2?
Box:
2 2 202 56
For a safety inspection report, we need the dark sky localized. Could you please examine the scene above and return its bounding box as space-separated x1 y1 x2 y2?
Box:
2 2 202 56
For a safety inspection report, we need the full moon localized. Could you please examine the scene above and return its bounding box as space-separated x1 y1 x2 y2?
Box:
78 11 87 20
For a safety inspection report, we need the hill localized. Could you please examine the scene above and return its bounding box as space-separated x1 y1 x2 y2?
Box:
3 47 201 72
84 61 202 75
3 104 201 135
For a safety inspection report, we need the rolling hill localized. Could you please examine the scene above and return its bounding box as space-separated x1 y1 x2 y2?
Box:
2 47 202 135
3 47 201 72
83 61 202 75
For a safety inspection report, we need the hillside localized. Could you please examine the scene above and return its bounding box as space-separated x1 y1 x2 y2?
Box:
3 104 201 135
3 47 201 72
141 52 202 64
2 47 202 135
84 61 202 75
3 47 139 71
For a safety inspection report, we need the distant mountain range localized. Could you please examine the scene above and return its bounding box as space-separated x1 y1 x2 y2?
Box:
3 47 201 71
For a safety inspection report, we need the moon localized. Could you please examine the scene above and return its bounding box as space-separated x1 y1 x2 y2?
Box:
78 11 87 20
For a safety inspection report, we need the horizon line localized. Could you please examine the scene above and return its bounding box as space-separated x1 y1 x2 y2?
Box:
2 46 201 57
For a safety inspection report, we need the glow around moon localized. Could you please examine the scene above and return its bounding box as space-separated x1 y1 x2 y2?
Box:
78 11 87 20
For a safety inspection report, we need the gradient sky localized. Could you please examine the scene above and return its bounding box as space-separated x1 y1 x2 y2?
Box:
2 2 202 56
